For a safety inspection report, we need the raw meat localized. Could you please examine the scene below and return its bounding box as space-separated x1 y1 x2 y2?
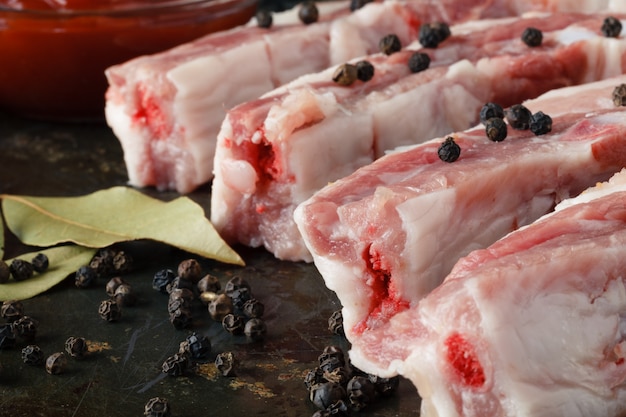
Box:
351 169 626 417
294 76 626 359
212 13 626 261
105 0 625 193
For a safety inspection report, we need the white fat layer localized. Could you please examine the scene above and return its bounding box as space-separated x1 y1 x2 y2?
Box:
555 169 626 212
554 26 598 45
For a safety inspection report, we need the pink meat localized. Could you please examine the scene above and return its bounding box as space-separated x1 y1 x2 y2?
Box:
105 0 624 193
294 76 626 364
212 13 626 261
352 169 626 417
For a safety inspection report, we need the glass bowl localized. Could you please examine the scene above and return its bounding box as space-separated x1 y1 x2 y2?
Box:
0 0 258 121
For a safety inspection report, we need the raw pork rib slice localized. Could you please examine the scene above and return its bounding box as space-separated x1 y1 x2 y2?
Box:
351 169 626 417
294 76 626 357
105 0 625 193
212 13 626 261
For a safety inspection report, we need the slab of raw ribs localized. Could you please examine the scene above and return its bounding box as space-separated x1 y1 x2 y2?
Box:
211 12 626 261
351 168 626 417
293 76 626 374
105 0 624 193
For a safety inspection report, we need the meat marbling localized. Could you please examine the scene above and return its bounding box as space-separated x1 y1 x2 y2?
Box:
212 13 626 261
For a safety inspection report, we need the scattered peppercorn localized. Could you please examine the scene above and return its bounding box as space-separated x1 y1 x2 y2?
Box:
332 63 358 86
215 351 237 377
45 352 67 375
102 276 123 296
75 265 98 288
114 283 137 307
529 111 553 135
13 315 38 341
169 307 193 330
168 288 195 312
505 104 532 130
31 253 49 273
152 269 176 294
21 344 45 366
319 345 345 367
162 353 189 377
613 83 626 106
230 287 252 310
355 60 375 82
98 299 122 322
89 248 116 277
1 300 24 322
328 310 344 336
209 294 234 321
485 117 508 142
601 16 622 38
224 276 251 296
65 336 88 359
479 102 504 125
197 274 221 293
166 276 195 294
313 400 350 417
407 52 431 73
419 21 451 48
177 259 202 283
310 382 347 410
242 298 265 319
369 374 400 397
112 250 133 274
0 323 16 349
222 313 245 335
178 332 211 360
298 1 319 25
378 34 402 55
199 291 219 306
349 0 373 11
10 259 34 281
347 375 377 411
0 260 9 284
244 318 267 341
144 397 171 417
521 27 542 47
256 9 273 28
437 137 461 162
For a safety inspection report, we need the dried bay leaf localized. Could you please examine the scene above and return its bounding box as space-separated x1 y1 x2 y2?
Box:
1 187 244 266
0 245 97 301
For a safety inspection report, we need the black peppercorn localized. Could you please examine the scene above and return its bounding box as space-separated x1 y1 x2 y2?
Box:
529 111 553 135
479 102 504 124
22 344 45 366
208 293 234 321
229 287 252 310
168 288 195 312
114 283 137 307
378 34 402 55
485 117 508 142
98 299 122 322
75 265 98 288
319 345 345 364
13 315 38 341
332 63 358 86
347 375 377 411
166 276 196 294
298 0 319 25
349 0 373 11
197 274 221 293
437 137 461 163
199 291 219 306
324 366 350 386
256 9 273 28
105 276 125 297
419 21 451 48
215 351 237 377
224 276 251 296
309 382 346 410
222 313 245 335
613 84 626 106
505 104 532 130
521 27 542 47
242 298 265 319
0 260 9 283
31 253 49 273
162 353 189 377
244 318 267 341
89 248 116 277
45 352 67 375
1 300 23 322
369 374 400 397
64 336 88 359
304 367 325 390
152 269 176 294
178 332 211 360
408 52 431 73
169 307 193 330
177 259 202 282
10 259 34 281
319 355 344 373
112 250 133 274
601 16 622 38
328 309 344 336
355 60 375 82
144 397 171 417
0 323 16 349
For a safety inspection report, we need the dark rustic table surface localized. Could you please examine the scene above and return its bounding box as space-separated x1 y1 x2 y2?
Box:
0 106 423 417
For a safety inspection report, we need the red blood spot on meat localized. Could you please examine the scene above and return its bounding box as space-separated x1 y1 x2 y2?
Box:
353 245 409 335
444 333 485 388
256 204 266 214
234 129 289 186
133 84 171 140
